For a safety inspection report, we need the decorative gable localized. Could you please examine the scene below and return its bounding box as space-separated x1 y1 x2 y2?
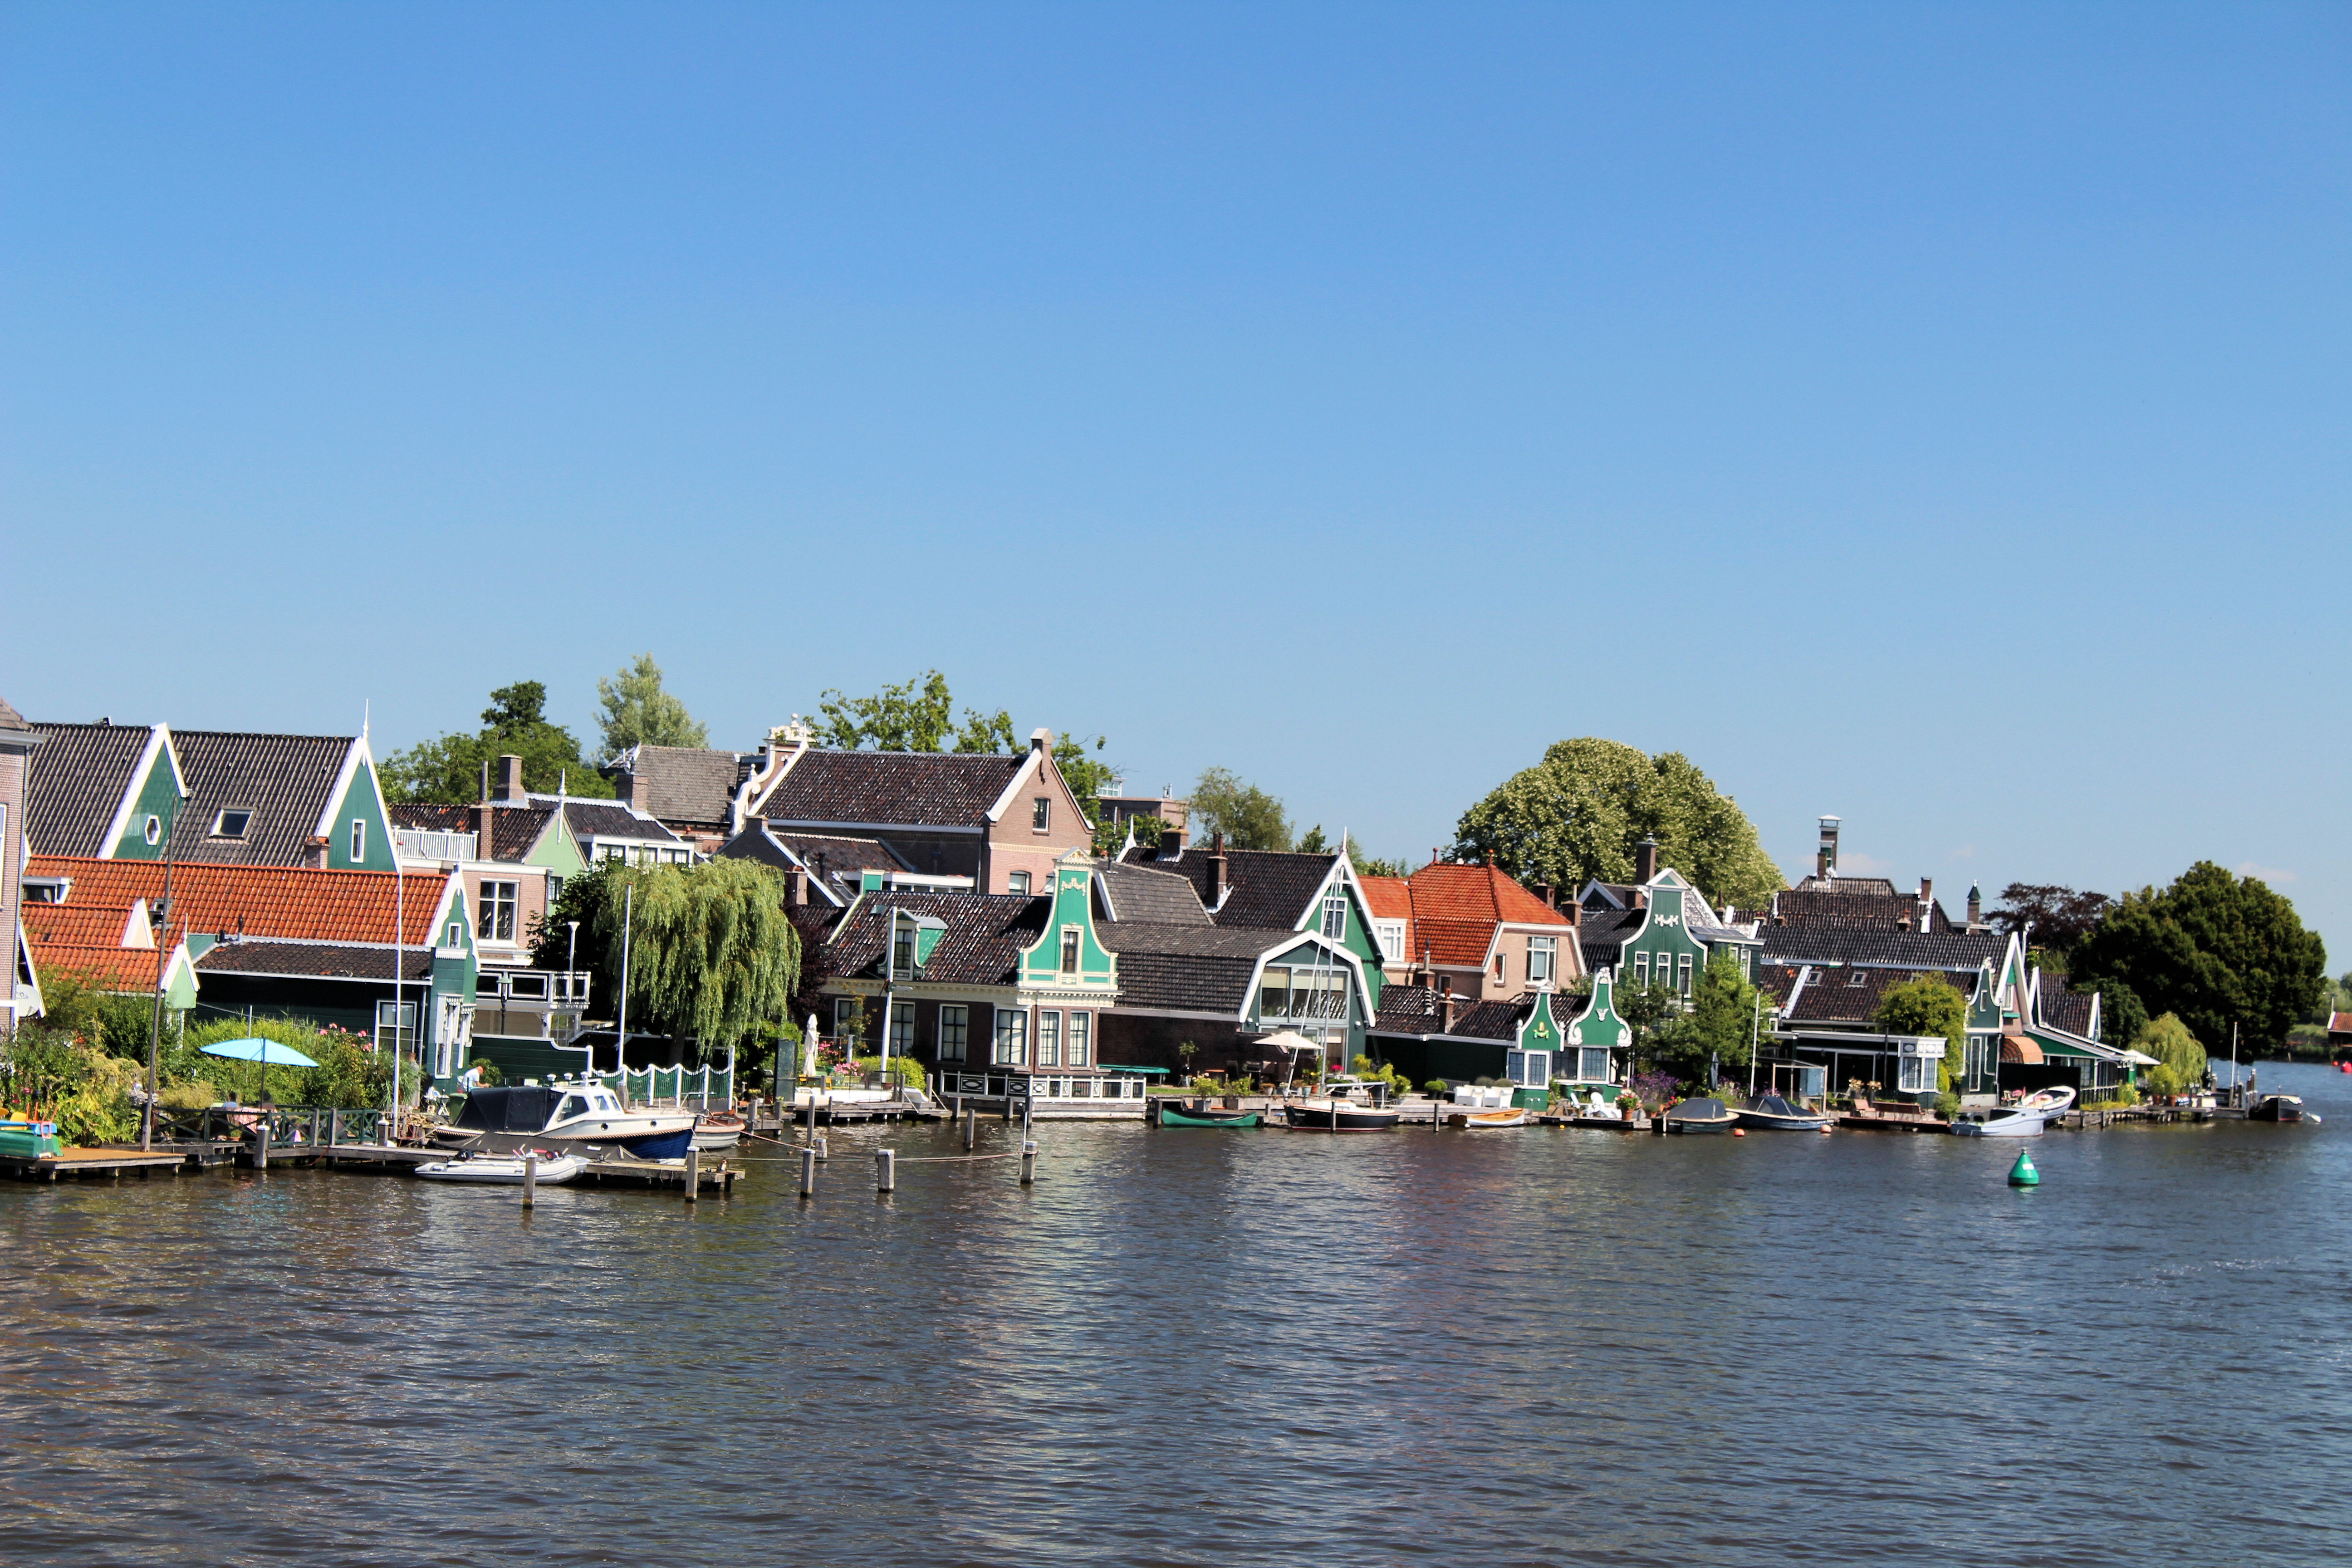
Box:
1566 970 1633 1052
1517 988 1563 1052
1019 851 1116 992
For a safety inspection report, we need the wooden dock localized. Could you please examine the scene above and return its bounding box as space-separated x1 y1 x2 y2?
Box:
3 1147 189 1182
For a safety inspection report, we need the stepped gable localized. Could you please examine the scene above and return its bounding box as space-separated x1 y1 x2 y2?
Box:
166 730 354 865
1095 860 1210 925
812 891 1049 986
752 750 1023 827
24 856 446 946
23 721 149 857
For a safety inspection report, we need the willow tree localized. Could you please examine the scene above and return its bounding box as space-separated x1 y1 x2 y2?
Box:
588 858 800 1056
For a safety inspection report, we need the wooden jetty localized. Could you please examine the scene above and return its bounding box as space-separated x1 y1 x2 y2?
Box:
1838 1099 1949 1133
3 1146 188 1182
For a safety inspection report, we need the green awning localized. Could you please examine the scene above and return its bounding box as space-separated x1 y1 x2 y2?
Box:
2026 1030 2100 1060
1102 1064 1171 1075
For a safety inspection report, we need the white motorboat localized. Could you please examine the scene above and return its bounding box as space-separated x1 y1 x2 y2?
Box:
416 1150 587 1185
435 1079 698 1159
1951 1084 2076 1137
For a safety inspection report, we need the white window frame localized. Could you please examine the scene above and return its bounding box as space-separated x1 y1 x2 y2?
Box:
374 999 417 1054
445 921 463 948
143 814 162 846
1068 1011 1090 1067
1008 870 1031 896
833 996 858 1041
1493 951 1506 983
992 1008 1028 1066
1374 920 1407 962
1528 935 1556 985
212 808 252 839
478 880 519 942
938 1004 968 1062
1039 1010 1062 1067
1677 954 1693 995
350 818 367 862
1321 892 1347 940
1060 928 1079 974
1633 952 1650 985
1033 797 1051 833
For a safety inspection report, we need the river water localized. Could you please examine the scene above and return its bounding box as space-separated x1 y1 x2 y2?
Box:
4 1062 2349 1566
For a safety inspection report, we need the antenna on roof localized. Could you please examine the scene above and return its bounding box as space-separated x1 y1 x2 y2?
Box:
362 699 370 743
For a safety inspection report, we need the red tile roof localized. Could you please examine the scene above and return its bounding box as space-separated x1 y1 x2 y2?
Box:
1401 862 1571 966
23 902 147 950
25 857 451 947
34 944 172 992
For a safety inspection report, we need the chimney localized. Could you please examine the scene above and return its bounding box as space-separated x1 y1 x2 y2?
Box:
788 861 809 907
1207 833 1229 908
1030 727 1053 757
303 835 330 870
1541 883 1556 909
1967 882 1983 930
1817 815 1841 880
1441 990 1460 1035
499 753 527 805
1635 837 1658 884
1563 897 1580 929
1918 877 1935 933
473 801 495 861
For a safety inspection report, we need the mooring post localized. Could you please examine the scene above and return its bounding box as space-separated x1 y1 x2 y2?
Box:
963 1104 975 1150
799 1144 816 1198
523 1151 537 1210
685 1146 701 1203
1019 1139 1036 1186
877 1148 895 1194
815 1133 828 1163
255 1122 269 1173
805 1093 816 1140
329 1108 342 1161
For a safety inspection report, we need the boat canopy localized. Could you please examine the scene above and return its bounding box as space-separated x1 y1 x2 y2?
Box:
451 1086 561 1133
1102 1064 1170 1075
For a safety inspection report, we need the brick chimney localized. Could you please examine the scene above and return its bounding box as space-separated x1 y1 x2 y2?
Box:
303 834 330 870
1635 837 1658 884
498 753 527 804
473 802 495 861
788 859 809 907
1967 882 1983 930
1817 815 1841 880
1030 727 1053 758
1541 883 1556 909
1207 833 1229 908
1918 877 1934 932
1563 897 1581 929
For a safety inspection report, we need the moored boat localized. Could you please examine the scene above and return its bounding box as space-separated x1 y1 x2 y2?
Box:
692 1109 747 1151
436 1080 698 1159
1734 1094 1835 1132
416 1149 588 1185
1950 1084 2075 1137
1157 1102 1263 1127
1448 1107 1529 1129
1664 1097 1737 1134
2249 1093 2304 1123
1284 1099 1402 1132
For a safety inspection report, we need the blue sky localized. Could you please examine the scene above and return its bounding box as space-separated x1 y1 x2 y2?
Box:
5 4 2347 961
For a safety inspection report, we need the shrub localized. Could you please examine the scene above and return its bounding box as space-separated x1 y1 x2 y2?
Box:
1424 1079 1451 1095
0 1025 141 1144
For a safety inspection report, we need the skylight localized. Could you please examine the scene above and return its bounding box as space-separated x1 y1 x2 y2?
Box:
212 809 253 839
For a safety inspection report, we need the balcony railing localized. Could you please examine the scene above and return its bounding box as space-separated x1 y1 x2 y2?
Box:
472 969 593 1042
395 828 478 862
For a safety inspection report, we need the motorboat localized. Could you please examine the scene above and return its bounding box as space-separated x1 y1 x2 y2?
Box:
1950 1084 2076 1138
692 1109 747 1151
415 1149 587 1185
2249 1093 2305 1123
1156 1101 1262 1128
1734 1094 1836 1132
1448 1107 1529 1129
434 1080 697 1159
1664 1097 1737 1134
1284 1098 1402 1132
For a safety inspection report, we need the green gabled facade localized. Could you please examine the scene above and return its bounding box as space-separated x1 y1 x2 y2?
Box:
103 727 188 859
1020 852 1118 991
1563 970 1633 1085
322 739 400 872
1615 869 1715 998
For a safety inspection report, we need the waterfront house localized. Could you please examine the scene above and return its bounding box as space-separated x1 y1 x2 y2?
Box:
716 818 968 904
1363 858 1583 997
1092 836 1387 1077
1576 841 1763 996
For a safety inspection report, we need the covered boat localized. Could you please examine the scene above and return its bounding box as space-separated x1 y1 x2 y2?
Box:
1663 1097 1737 1134
2249 1093 2304 1123
1735 1094 1835 1132
1284 1099 1402 1132
1157 1102 1263 1128
436 1081 697 1159
416 1150 588 1185
1950 1084 2075 1137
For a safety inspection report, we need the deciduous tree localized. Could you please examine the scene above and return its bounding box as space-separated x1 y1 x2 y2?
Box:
1872 973 1969 1093
1989 884 2113 962
382 681 613 803
2134 1012 2207 1095
2070 862 2325 1050
595 654 710 759
1191 767 1292 851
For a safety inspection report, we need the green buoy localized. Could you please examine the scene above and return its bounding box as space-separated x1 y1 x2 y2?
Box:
2008 1148 2040 1187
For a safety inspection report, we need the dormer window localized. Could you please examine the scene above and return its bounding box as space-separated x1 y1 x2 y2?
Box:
212 809 253 839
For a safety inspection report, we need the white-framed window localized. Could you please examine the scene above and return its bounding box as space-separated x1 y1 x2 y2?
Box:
1677 954 1693 995
478 880 519 942
1039 1010 1062 1067
834 996 858 1041
992 1008 1028 1066
1321 892 1347 940
1373 920 1407 962
1579 1047 1612 1082
1033 798 1050 833
143 814 162 846
1633 952 1650 985
938 1004 968 1062
350 818 367 862
212 808 252 839
892 926 916 977
1897 1054 1929 1093
1528 936 1556 985
547 875 564 905
374 1000 416 1054
889 1012 914 1056
1492 951 1506 983
1069 1011 1090 1066
1008 870 1031 896
1507 1049 1548 1087
1060 929 1079 974
445 921 463 948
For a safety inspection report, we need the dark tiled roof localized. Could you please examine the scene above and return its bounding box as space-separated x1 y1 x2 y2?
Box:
1784 965 1909 1024
752 750 1022 828
1370 984 1531 1042
1095 861 1210 925
620 746 746 828
24 721 152 857
1097 921 1307 1014
1789 875 1901 896
389 803 471 832
534 798 687 846
386 803 558 862
810 892 1049 988
1576 909 1642 970
776 833 911 875
195 938 434 983
2041 974 2097 1036
1770 888 1950 933
1757 928 2005 972
166 731 355 867
1120 844 1337 931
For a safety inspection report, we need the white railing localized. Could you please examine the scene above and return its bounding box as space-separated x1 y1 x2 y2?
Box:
394 828 478 862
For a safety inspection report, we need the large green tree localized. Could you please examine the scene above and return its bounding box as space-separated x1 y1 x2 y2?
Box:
1452 738 1784 910
2070 862 2326 1050
2135 1013 2208 1095
532 859 800 1054
816 670 1017 754
1191 767 1292 851
382 681 614 804
595 653 710 760
1872 972 1969 1093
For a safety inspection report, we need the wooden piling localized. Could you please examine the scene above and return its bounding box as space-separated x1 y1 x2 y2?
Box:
522 1151 537 1210
685 1146 700 1203
876 1148 894 1194
815 1134 828 1163
1019 1139 1036 1186
255 1127 269 1172
799 1144 815 1198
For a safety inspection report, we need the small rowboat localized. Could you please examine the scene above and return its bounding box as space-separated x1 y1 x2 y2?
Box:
1734 1094 1836 1132
415 1150 587 1185
1158 1102 1263 1128
693 1110 747 1151
1446 1108 1529 1129
1284 1100 1402 1132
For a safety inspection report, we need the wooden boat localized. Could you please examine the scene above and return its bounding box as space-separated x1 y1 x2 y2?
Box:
1284 1099 1402 1132
1447 1107 1529 1129
1157 1102 1263 1128
1663 1097 1737 1134
1734 1094 1836 1132
2249 1093 2305 1123
1950 1084 2075 1137
692 1109 747 1151
416 1150 588 1185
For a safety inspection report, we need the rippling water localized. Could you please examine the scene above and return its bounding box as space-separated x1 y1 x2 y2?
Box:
5 1063 2350 1565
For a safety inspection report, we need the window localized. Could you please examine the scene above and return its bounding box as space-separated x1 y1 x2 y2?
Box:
1008 870 1031 896
445 921 463 948
1507 1049 1548 1087
1492 952 1507 983
547 875 564 905
992 1008 1028 1066
1374 920 1407 961
1060 929 1079 974
1259 967 1289 1019
1633 953 1650 985
350 818 367 862
1321 892 1347 940
374 1000 416 1054
1033 798 1051 833
478 881 519 942
1039 1010 1062 1067
892 927 916 977
143 814 162 846
1068 1011 1090 1067
1579 1048 1612 1082
938 1004 968 1062
1677 954 1693 995
889 1012 914 1056
1528 936 1556 985
834 997 858 1040
212 809 253 839
1897 1054 1929 1093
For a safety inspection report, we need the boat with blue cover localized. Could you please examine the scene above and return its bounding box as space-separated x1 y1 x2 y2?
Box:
433 1080 697 1159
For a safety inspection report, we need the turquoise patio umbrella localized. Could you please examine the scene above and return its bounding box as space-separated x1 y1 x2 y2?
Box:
201 1037 320 1105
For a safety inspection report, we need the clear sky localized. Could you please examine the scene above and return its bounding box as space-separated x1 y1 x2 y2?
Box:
5 4 2346 960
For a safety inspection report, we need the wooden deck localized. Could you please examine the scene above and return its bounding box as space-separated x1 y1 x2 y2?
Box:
3 1147 188 1181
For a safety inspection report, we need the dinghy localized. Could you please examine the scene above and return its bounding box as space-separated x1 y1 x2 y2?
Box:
1157 1101 1262 1127
1734 1094 1835 1132
1950 1084 2075 1137
692 1109 747 1151
416 1150 587 1185
1447 1107 1529 1129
